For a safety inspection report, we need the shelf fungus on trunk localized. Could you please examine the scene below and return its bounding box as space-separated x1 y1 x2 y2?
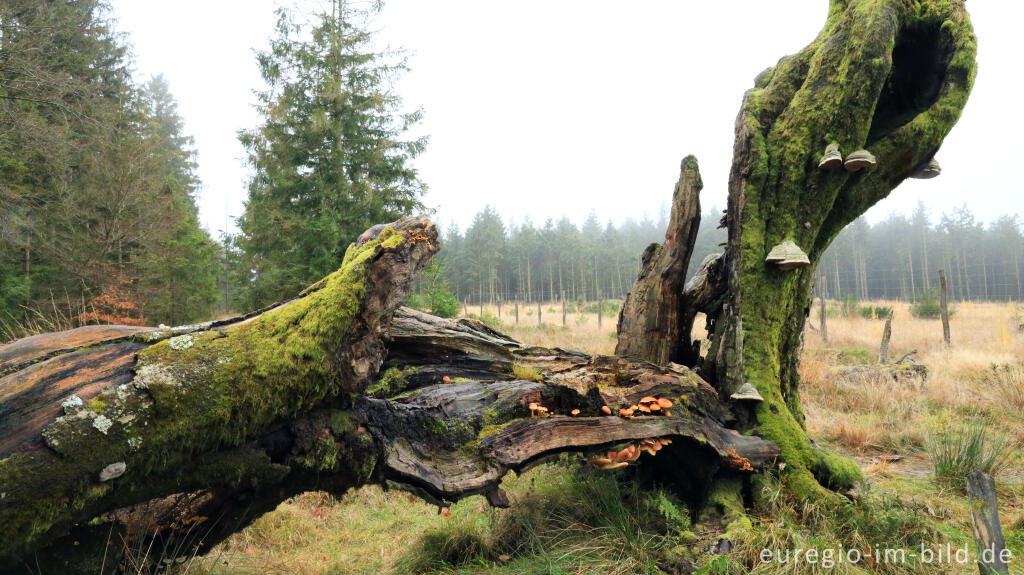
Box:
729 382 763 403
764 240 810 271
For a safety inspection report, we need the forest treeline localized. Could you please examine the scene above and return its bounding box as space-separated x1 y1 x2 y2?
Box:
0 0 219 333
435 202 1024 306
1 2 1020 341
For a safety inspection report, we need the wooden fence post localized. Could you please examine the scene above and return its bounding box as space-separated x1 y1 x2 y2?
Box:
879 309 893 364
966 471 1010 574
939 269 951 347
561 291 567 326
820 275 828 343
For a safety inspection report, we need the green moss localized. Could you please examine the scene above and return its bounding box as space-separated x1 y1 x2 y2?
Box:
0 226 415 561
699 477 750 540
87 397 106 414
297 436 341 472
366 365 419 398
730 0 973 504
511 363 542 381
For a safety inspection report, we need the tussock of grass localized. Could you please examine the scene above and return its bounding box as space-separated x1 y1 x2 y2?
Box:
926 415 1014 486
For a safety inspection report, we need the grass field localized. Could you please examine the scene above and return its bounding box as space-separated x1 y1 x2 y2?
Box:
177 301 1024 575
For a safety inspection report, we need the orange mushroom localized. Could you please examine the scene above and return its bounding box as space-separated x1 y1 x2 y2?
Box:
637 404 651 413
663 410 672 417
589 456 613 466
599 462 629 470
570 409 581 416
657 398 673 408
601 405 612 415
648 403 661 412
442 376 451 382
639 396 658 404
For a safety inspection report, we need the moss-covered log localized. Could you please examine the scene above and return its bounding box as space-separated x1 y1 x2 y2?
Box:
0 217 777 573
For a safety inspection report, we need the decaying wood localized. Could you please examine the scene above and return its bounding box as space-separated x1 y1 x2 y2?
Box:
879 309 894 364
615 155 703 367
940 269 952 347
966 471 1009 575
0 217 777 574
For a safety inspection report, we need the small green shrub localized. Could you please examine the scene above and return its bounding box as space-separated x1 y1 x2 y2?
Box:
927 417 1013 486
583 299 622 316
466 312 502 328
910 289 954 320
404 260 461 318
859 305 893 320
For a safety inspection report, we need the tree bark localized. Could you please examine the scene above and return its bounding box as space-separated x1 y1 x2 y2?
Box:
615 156 704 366
0 217 777 573
707 0 975 500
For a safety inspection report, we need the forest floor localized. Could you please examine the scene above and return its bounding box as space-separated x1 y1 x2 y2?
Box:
176 301 1024 575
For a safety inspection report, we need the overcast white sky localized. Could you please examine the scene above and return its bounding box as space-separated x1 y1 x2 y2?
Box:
109 1 1022 237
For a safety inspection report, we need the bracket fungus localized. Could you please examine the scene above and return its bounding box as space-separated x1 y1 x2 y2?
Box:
764 240 810 271
730 382 764 402
99 462 127 482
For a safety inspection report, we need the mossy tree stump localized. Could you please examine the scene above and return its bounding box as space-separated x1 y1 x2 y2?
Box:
617 0 976 502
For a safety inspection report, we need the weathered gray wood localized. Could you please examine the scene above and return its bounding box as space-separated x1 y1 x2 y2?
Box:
615 155 703 367
939 269 952 347
820 276 828 343
0 218 779 573
879 309 893 363
966 471 1009 575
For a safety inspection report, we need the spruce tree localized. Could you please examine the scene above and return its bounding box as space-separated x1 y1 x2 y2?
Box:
236 1 426 306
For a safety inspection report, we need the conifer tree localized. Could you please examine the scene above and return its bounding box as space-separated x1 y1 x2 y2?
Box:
236 1 426 306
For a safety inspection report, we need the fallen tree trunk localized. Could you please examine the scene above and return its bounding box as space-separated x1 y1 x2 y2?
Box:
0 217 776 573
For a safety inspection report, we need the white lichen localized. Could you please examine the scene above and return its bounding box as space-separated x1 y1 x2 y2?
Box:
61 395 84 414
93 415 113 435
99 461 126 482
127 436 143 451
133 363 178 390
168 334 194 350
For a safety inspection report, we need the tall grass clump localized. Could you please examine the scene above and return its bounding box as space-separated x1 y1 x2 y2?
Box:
979 362 1024 412
926 416 1013 486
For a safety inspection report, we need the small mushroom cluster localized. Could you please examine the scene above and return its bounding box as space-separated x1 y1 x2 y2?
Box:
588 437 673 470
527 402 549 417
617 396 673 418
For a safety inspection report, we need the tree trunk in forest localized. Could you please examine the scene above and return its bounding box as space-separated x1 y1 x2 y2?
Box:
0 216 777 573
